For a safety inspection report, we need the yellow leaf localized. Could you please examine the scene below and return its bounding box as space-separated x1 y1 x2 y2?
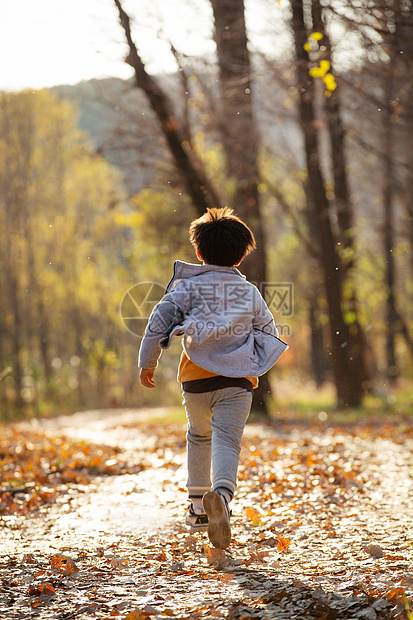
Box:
310 61 331 79
323 73 337 91
310 32 323 41
246 506 262 525
309 67 323 78
303 42 311 52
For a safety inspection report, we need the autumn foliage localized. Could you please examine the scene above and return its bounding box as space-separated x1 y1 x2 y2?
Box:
0 426 131 515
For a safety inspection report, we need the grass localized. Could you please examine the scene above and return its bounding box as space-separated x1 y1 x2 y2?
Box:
269 379 413 426
143 405 187 426
274 381 336 414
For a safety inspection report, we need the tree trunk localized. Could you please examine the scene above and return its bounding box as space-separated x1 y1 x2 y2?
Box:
209 0 263 276
290 0 365 408
382 77 398 383
72 306 85 407
210 0 271 413
312 0 369 390
401 7 413 283
392 2 413 364
309 293 328 387
302 178 330 385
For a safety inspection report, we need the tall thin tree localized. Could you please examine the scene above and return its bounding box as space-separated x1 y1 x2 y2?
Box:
290 0 367 408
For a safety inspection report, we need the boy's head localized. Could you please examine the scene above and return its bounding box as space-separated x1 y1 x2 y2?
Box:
189 207 256 267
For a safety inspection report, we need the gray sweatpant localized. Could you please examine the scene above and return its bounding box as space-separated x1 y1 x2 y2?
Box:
182 387 252 502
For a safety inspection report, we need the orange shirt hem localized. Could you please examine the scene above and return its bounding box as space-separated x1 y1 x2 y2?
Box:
177 350 259 389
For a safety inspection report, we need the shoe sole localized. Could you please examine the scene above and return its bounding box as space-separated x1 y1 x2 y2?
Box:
203 491 231 550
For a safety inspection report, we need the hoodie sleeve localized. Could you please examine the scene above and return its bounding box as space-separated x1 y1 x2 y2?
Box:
251 288 288 367
252 288 279 336
138 282 190 369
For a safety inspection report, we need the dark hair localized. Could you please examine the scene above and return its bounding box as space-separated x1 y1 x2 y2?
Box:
189 207 256 267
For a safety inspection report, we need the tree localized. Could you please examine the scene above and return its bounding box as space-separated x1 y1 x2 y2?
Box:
114 0 219 215
209 0 273 411
289 0 368 408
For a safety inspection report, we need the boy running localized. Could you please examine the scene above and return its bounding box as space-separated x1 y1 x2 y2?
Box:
139 208 288 549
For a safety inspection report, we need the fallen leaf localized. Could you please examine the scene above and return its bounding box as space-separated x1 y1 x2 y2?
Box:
246 506 262 525
50 554 79 574
363 544 384 558
38 583 55 594
170 561 184 572
28 582 56 598
277 536 290 552
125 611 149 620
203 544 226 565
184 535 197 551
292 578 307 588
386 587 406 603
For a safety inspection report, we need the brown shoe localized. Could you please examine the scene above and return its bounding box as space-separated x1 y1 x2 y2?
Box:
202 491 231 549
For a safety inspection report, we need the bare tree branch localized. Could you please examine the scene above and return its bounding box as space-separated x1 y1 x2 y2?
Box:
114 0 220 214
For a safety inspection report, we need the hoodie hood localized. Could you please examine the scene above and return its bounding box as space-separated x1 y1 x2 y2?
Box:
166 260 245 293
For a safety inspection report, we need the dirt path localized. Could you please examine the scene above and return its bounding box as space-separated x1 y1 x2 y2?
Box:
1 408 413 619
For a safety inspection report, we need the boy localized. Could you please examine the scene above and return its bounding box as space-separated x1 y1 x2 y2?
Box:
139 208 288 549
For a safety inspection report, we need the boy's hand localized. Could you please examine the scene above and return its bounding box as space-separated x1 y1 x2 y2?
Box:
140 368 156 388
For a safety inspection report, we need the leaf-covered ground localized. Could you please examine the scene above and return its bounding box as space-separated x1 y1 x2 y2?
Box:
1 407 413 620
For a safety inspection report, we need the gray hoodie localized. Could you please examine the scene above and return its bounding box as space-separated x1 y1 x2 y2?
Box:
138 261 288 377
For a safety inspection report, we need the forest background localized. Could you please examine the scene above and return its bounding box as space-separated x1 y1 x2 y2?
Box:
1 0 412 421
